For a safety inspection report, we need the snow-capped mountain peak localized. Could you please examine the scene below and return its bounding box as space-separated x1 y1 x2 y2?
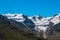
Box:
2 13 25 22
51 13 60 25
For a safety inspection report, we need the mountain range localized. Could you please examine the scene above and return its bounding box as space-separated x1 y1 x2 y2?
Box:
0 13 60 40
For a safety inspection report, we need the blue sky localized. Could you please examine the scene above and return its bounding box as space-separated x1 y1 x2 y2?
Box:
0 0 60 17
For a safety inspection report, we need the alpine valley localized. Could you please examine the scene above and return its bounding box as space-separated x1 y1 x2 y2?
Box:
0 13 60 40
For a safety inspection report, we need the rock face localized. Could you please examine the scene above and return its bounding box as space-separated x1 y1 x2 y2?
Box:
2 13 60 38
